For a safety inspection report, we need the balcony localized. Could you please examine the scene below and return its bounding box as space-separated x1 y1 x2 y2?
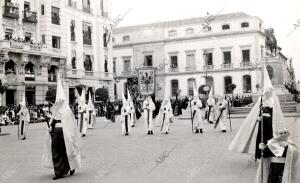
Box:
82 6 92 14
85 71 94 77
0 40 43 51
169 67 179 72
221 63 233 69
25 73 35 81
185 66 196 72
83 39 92 45
203 65 214 70
3 5 19 19
240 61 252 68
23 11 37 23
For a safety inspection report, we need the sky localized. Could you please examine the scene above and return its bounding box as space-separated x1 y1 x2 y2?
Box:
112 0 300 81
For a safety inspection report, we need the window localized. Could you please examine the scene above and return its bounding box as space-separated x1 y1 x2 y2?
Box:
25 62 35 81
4 29 13 40
51 6 60 25
83 22 92 45
186 28 194 35
144 55 153 66
42 35 46 44
171 80 179 97
52 36 60 48
48 65 57 82
243 75 252 93
112 37 115 43
186 53 195 68
41 5 44 15
114 83 117 100
70 20 76 41
170 55 178 68
222 24 230 30
104 56 108 72
123 35 130 42
224 76 232 94
103 29 110 47
24 1 30 11
223 51 231 64
188 78 196 96
82 0 91 13
113 57 116 73
168 30 177 37
266 65 273 80
71 50 76 69
84 55 93 71
203 52 213 65
241 22 249 28
242 49 250 62
24 32 31 42
123 59 131 72
5 60 16 75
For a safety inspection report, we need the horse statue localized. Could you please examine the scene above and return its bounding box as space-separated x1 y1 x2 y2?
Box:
265 28 277 56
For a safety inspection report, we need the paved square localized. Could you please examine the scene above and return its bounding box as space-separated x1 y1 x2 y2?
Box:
0 116 299 183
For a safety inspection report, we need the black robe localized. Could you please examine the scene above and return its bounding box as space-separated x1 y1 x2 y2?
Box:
255 107 274 159
51 120 70 176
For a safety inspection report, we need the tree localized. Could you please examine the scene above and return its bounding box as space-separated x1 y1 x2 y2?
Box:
45 89 56 103
95 87 109 101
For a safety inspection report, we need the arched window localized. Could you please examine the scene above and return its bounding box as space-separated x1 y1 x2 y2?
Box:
48 65 57 82
171 80 179 97
266 65 273 80
222 24 230 30
84 55 93 71
187 78 196 96
224 76 232 94
243 75 252 93
5 60 16 74
25 62 34 74
122 35 130 42
241 22 249 28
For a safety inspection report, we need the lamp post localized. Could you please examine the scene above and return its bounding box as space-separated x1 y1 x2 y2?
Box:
203 50 208 85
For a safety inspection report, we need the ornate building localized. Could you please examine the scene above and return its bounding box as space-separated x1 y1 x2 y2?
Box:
0 0 113 105
112 12 295 100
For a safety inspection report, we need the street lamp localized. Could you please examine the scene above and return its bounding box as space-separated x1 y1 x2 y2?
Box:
203 50 208 85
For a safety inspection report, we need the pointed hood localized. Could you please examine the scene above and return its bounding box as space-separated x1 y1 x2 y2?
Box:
80 88 86 106
263 65 274 96
127 89 132 101
208 87 213 98
88 91 93 108
55 74 66 103
122 90 127 105
20 93 26 107
193 83 198 99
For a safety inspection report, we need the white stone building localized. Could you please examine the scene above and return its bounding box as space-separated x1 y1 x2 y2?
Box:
0 0 113 105
112 12 295 100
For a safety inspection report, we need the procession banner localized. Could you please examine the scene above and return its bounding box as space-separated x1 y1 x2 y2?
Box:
138 67 156 96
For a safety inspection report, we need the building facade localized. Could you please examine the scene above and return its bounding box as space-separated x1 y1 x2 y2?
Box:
0 0 113 106
112 12 295 100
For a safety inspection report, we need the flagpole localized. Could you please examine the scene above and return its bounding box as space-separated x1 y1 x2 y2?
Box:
260 62 265 183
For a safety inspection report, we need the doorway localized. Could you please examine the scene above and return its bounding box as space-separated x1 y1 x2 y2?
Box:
6 90 15 105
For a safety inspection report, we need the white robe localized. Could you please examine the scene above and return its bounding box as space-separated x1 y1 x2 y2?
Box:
191 98 204 130
17 106 30 139
78 104 88 135
121 103 131 134
156 101 173 133
143 99 156 132
42 100 81 170
206 97 216 123
216 99 228 131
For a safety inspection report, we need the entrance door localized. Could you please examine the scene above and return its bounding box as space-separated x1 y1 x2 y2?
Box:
6 90 15 105
26 86 36 106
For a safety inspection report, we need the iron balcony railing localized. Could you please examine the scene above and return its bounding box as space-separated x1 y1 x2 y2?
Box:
23 11 37 23
3 5 19 19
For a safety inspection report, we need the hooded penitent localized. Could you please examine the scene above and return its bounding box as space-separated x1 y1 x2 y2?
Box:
87 92 95 128
228 65 285 154
155 87 173 127
42 75 81 170
17 93 30 139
